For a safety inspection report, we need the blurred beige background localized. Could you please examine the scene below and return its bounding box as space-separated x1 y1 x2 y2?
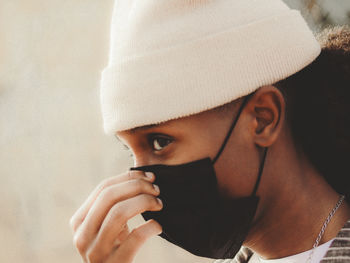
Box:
0 1 212 262
0 1 349 263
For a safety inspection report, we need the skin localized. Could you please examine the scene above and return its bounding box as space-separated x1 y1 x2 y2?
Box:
70 85 350 262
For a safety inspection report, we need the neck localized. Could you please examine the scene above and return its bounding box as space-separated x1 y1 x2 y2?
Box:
243 131 350 259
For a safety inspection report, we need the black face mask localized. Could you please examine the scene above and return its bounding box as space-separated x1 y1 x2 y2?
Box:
130 93 268 259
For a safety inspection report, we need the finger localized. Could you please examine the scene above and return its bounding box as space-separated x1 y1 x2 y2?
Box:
78 178 160 244
70 170 155 232
86 194 163 259
73 180 160 257
105 219 162 263
112 222 130 247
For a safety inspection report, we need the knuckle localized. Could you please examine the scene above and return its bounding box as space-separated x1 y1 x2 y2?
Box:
73 233 88 254
98 173 122 190
94 181 109 198
86 248 100 263
110 203 127 221
69 215 80 231
99 186 113 200
97 178 108 189
69 216 75 229
131 227 147 241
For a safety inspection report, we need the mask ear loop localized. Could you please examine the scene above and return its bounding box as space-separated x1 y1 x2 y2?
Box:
251 147 268 196
212 92 254 165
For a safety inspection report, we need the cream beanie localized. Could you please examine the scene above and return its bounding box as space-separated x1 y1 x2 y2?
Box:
100 0 321 136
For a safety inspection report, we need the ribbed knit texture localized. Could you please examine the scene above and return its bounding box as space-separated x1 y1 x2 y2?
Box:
100 0 321 135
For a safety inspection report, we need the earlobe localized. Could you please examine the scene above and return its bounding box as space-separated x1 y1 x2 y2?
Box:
251 86 285 147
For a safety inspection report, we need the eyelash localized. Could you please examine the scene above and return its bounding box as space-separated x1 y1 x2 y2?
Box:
147 134 173 152
122 134 173 158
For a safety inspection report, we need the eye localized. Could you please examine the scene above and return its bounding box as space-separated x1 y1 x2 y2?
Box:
149 134 173 151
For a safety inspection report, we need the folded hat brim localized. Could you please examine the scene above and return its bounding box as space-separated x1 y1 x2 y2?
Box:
100 10 320 135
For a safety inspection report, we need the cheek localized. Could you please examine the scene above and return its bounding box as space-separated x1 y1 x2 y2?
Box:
214 143 259 198
173 133 219 162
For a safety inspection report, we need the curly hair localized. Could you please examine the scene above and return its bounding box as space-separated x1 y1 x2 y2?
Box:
212 25 350 198
274 25 350 198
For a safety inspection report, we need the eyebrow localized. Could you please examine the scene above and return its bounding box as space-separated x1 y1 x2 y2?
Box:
129 123 159 133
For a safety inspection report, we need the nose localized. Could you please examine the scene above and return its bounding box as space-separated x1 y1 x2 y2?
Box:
132 154 151 168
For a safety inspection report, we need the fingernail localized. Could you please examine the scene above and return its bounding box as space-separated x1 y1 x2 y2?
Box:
157 198 163 206
145 172 154 179
153 184 160 193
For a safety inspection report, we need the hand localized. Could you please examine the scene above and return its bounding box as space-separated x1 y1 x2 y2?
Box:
69 170 163 263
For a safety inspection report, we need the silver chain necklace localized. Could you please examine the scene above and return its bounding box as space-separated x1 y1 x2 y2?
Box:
257 194 345 263
305 194 345 263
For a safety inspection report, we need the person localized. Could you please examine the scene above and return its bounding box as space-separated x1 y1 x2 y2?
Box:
69 0 350 262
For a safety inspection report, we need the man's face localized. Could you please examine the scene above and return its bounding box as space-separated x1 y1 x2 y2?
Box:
115 98 260 199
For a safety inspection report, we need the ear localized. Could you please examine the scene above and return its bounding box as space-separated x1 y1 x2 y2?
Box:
247 85 286 148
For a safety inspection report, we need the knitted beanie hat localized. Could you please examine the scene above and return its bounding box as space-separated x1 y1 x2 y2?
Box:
100 0 321 136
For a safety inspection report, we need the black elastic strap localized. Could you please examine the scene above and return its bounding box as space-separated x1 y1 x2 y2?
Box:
212 93 253 164
251 147 268 196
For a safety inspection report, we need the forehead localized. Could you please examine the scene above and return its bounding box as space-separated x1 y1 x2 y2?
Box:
127 123 160 134
114 107 223 139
